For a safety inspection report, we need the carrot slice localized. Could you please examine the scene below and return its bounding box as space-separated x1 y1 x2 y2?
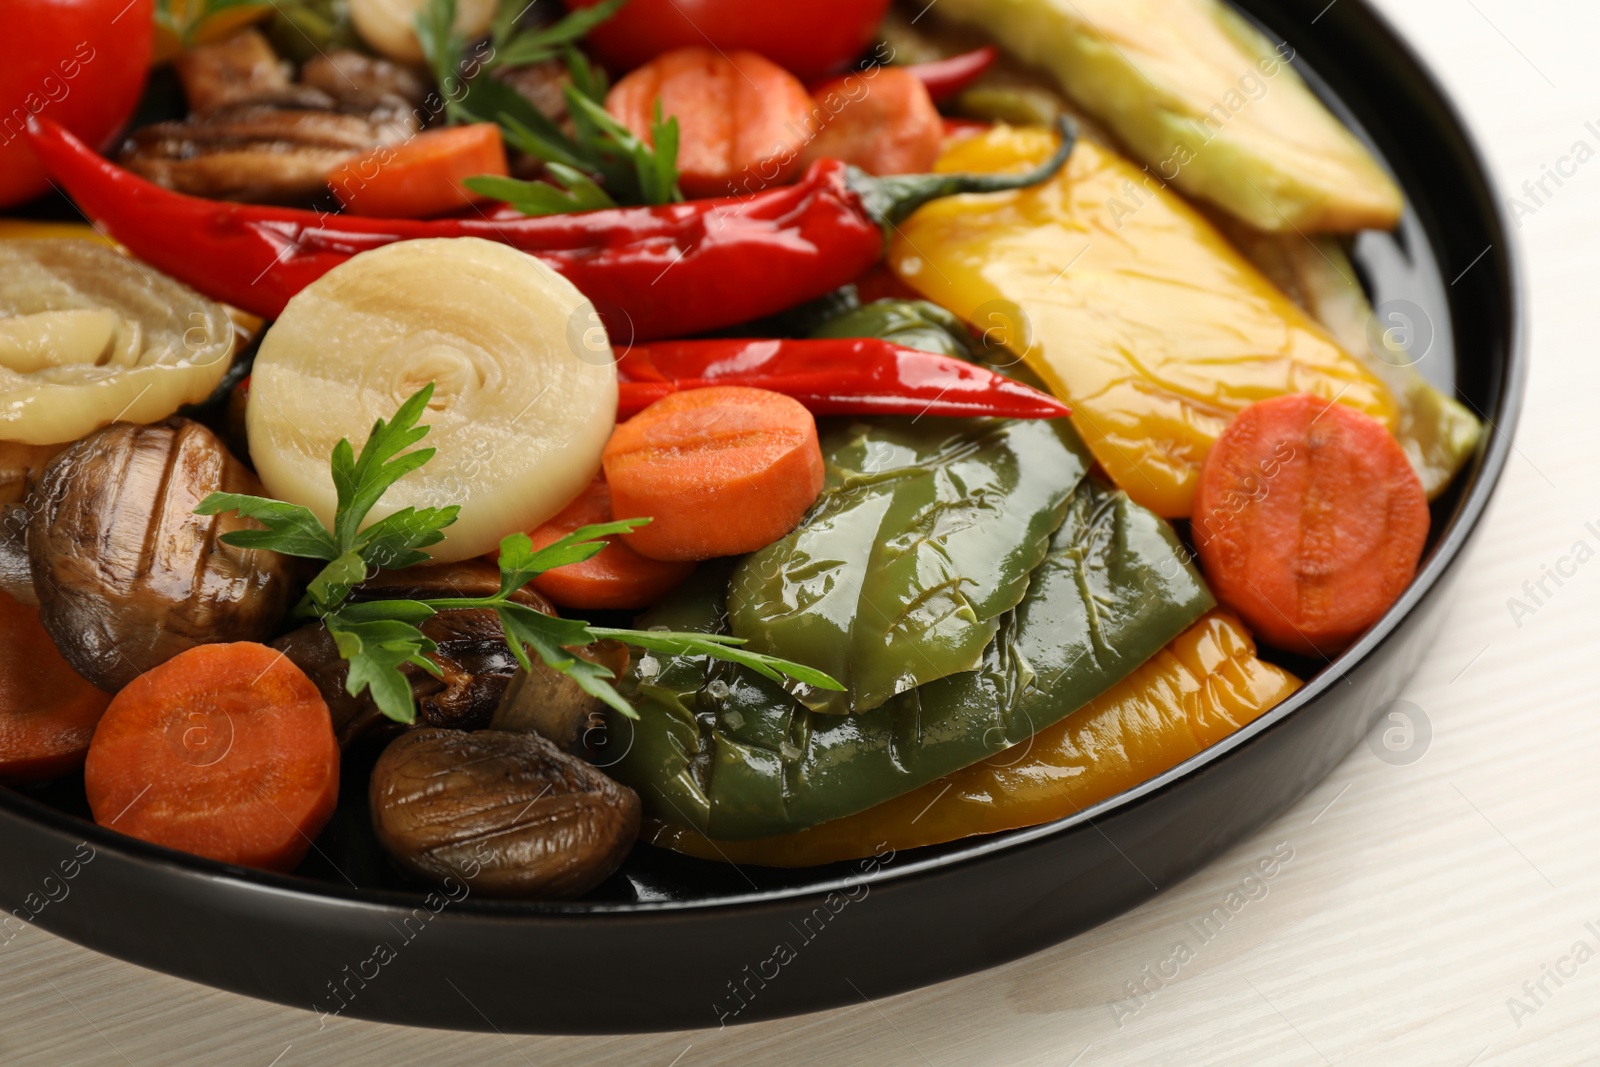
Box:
528 476 695 610
802 67 943 176
83 643 339 872
605 47 815 198
329 124 508 218
0 590 111 783
603 386 825 562
1193 393 1429 657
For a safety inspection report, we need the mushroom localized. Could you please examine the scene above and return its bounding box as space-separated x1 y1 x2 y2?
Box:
490 640 629 758
275 606 523 744
26 418 295 691
273 561 625 751
0 504 34 607
370 728 641 898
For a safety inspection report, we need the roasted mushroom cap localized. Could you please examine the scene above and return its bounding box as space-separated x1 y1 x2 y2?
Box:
370 729 641 898
27 418 295 691
276 607 523 744
275 562 621 750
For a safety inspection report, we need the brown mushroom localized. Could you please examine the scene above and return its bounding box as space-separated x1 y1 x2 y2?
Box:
26 418 295 691
370 728 640 898
0 504 34 607
275 606 524 744
490 640 629 757
273 561 623 751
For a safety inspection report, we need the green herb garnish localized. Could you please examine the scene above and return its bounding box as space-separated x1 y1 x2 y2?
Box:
415 0 683 209
196 386 839 725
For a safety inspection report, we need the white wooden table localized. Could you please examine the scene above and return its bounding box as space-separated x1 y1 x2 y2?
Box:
3 1 1595 1062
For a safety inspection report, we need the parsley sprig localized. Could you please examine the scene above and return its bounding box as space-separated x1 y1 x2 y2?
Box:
196 386 840 724
415 0 683 212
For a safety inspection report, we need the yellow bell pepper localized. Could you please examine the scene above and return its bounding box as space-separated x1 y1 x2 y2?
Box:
648 610 1300 867
888 124 1399 517
1218 221 1481 499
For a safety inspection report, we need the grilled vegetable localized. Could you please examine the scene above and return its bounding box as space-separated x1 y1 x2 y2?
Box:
369 728 640 897
84 642 339 872
613 336 1067 419
273 559 557 744
1218 222 1481 499
246 238 618 564
26 114 1076 336
0 240 234 445
649 610 1298 864
888 124 1398 517
0 590 112 784
172 29 291 114
921 0 1402 232
729 415 1091 715
27 419 295 691
604 387 825 563
1194 394 1429 656
614 474 1213 839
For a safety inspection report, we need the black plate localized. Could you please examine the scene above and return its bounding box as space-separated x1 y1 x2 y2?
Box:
0 0 1523 1034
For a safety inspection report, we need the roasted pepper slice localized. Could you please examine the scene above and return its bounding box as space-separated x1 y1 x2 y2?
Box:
613 474 1212 839
888 124 1398 517
918 0 1402 233
647 610 1299 865
729 415 1091 715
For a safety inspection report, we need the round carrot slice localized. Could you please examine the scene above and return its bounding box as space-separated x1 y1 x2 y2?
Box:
605 47 816 198
1193 393 1428 657
528 476 695 610
329 123 508 219
603 386 825 562
84 643 339 872
0 590 111 783
802 67 943 176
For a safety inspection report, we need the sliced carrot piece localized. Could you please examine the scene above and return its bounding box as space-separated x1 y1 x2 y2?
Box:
329 124 508 218
1193 393 1429 657
603 386 825 562
802 67 943 176
83 643 339 872
528 476 695 610
605 47 816 198
0 590 111 784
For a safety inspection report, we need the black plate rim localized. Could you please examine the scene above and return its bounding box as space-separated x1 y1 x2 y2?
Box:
0 0 1526 925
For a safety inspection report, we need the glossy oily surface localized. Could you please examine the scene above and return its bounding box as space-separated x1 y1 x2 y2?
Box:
728 416 1091 715
0 0 1522 1033
615 474 1214 839
647 609 1300 866
888 126 1398 518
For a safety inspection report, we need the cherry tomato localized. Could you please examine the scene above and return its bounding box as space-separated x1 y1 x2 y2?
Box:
562 0 891 79
0 0 154 209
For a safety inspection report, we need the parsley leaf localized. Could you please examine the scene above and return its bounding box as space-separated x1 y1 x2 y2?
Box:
486 0 626 71
197 494 338 560
197 387 841 724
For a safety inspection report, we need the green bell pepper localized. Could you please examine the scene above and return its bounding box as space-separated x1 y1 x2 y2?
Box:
728 415 1091 715
613 474 1214 839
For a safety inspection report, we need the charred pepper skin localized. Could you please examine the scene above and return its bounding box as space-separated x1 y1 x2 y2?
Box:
25 116 1076 339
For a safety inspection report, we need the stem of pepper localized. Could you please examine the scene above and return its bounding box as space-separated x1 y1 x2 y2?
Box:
847 116 1079 232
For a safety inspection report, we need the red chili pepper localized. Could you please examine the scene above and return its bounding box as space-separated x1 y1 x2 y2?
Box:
905 47 999 102
614 337 1070 419
24 116 1074 340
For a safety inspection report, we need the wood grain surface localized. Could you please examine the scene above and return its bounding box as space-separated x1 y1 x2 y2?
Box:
3 0 1594 1062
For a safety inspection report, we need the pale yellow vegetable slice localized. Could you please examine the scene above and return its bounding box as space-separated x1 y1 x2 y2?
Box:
247 237 618 564
0 240 234 445
350 0 494 63
922 0 1403 233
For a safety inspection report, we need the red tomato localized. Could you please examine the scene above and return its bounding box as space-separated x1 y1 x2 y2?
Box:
0 0 154 209
562 0 891 79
